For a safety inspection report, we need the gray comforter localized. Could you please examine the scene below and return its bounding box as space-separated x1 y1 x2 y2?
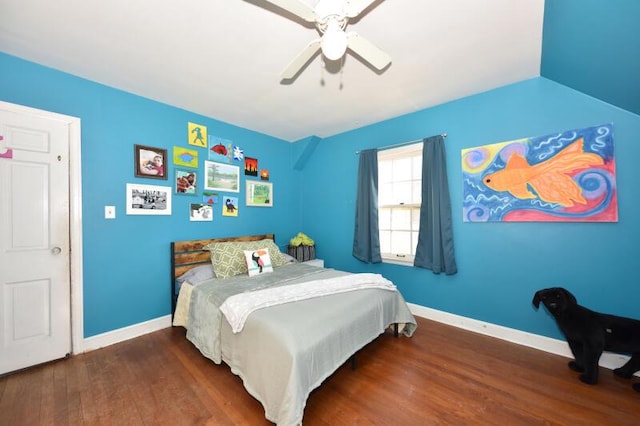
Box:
185 263 416 425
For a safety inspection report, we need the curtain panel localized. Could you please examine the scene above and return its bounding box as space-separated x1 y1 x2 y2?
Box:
352 149 382 263
414 135 457 274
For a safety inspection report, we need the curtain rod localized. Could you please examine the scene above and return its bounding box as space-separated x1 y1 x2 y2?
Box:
355 133 447 155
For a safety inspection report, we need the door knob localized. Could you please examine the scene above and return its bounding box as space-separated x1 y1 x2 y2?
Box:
51 246 62 255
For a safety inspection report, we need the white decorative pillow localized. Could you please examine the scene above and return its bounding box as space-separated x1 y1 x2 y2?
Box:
204 239 288 279
243 249 273 277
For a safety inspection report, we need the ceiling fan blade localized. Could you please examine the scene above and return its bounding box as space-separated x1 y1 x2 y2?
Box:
281 39 322 80
262 0 317 22
344 0 378 18
346 32 391 70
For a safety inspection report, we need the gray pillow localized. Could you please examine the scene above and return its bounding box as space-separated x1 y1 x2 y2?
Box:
176 264 216 286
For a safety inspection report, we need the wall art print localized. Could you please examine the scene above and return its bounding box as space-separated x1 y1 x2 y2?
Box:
208 135 232 163
244 156 258 176
246 180 273 207
190 203 213 221
173 146 198 168
126 183 172 215
188 122 207 148
202 191 218 205
204 160 240 192
461 123 617 222
222 196 239 217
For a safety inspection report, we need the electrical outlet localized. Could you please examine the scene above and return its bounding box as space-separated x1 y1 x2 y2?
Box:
105 206 116 219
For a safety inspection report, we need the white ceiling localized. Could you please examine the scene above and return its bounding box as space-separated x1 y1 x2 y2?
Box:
0 0 545 142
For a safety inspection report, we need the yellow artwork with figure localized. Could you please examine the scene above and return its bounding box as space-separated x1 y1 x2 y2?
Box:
188 122 207 148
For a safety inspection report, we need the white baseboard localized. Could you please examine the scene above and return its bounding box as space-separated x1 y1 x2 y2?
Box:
80 315 172 353
79 305 633 376
408 303 633 373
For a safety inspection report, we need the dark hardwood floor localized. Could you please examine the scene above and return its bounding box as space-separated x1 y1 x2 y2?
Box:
1 316 638 425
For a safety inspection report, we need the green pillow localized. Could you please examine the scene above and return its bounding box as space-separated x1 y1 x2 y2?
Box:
204 239 288 279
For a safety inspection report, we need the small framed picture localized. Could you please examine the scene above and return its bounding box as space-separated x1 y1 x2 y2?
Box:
175 169 197 195
134 145 168 179
190 203 213 221
246 180 273 207
204 161 240 193
222 196 239 217
244 157 258 176
126 183 172 215
173 145 198 168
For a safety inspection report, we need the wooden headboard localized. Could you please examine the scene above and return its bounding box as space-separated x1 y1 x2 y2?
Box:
170 234 275 315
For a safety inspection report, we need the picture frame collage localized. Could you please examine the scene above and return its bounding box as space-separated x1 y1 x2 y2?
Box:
127 122 272 219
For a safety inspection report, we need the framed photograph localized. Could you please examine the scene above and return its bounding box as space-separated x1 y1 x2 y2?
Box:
246 180 273 207
204 161 240 192
134 145 167 179
175 169 197 195
126 183 172 215
190 203 213 221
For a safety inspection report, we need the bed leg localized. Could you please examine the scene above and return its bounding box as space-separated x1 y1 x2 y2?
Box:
350 355 357 370
394 323 399 337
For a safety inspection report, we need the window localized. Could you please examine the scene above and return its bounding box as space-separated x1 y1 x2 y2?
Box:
378 142 422 264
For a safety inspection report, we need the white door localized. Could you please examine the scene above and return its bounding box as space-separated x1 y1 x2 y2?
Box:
0 104 72 374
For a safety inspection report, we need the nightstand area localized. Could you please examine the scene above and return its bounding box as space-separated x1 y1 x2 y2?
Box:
302 258 324 268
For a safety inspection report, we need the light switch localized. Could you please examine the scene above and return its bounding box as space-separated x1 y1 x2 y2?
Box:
105 206 116 219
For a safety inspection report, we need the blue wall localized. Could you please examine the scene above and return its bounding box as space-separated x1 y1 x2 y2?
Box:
0 52 303 337
541 0 640 116
2 52 640 343
298 77 640 341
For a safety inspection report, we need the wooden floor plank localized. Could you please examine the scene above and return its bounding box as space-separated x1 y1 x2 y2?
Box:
1 316 639 425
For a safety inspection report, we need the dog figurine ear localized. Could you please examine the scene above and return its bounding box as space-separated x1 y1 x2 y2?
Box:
559 287 577 305
532 290 544 309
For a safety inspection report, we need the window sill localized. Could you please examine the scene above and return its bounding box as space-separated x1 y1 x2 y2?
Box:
381 257 413 267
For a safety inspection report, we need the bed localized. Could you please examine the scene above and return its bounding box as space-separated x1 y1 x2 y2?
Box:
171 234 417 425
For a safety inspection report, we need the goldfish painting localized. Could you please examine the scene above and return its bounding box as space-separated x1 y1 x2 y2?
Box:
462 124 617 222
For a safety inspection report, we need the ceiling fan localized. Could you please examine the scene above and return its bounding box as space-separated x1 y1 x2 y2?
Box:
263 0 392 79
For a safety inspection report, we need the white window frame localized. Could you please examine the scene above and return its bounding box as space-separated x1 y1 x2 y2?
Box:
377 142 423 265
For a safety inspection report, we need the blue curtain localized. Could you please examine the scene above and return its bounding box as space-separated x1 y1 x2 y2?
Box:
414 135 457 274
352 149 382 263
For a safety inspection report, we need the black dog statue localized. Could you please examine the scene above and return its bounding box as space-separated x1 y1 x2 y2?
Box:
533 287 640 391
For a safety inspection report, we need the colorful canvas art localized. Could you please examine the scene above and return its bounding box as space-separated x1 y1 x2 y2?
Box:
233 146 244 161
202 191 218 205
461 123 617 222
244 157 258 176
173 146 198 168
222 196 239 217
188 122 207 148
208 135 232 163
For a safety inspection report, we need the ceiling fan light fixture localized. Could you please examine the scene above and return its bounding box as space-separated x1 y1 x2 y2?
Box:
320 20 348 60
